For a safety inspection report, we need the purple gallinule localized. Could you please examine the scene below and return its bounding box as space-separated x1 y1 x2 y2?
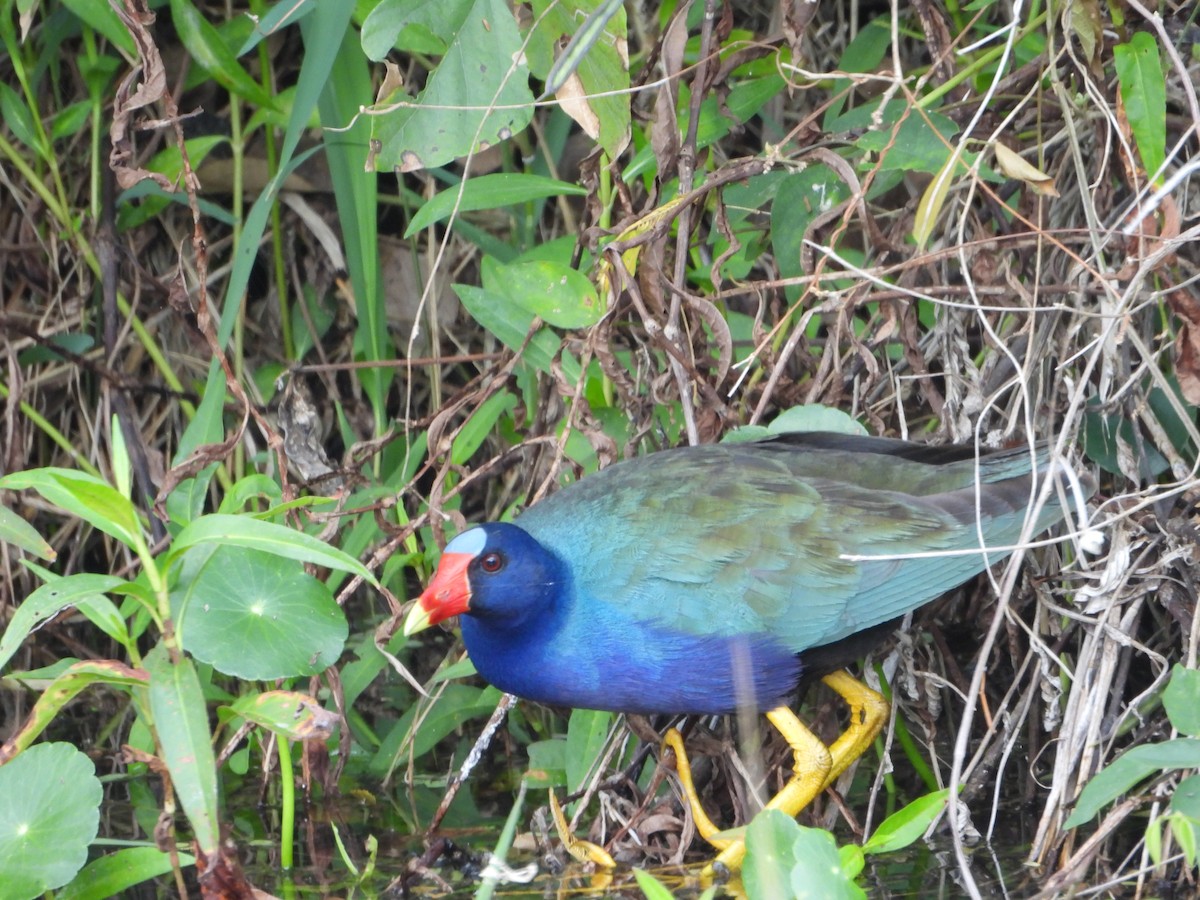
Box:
404 431 1089 873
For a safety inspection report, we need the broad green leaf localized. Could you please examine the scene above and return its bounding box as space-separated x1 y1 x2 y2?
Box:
526 738 568 788
406 174 587 236
1171 810 1199 867
362 0 534 173
0 743 102 899
0 574 126 672
110 415 131 500
453 283 577 378
172 545 347 679
769 165 849 301
823 16 892 125
855 110 961 174
169 513 375 583
862 789 949 854
146 646 220 854
1065 739 1200 828
75 595 131 649
788 826 867 900
217 473 285 514
1114 32 1166 184
495 259 604 329
743 810 799 900
1164 664 1200 737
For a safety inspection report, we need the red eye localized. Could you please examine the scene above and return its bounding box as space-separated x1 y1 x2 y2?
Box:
480 552 505 573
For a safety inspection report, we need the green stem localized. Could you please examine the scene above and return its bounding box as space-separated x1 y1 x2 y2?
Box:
278 736 296 870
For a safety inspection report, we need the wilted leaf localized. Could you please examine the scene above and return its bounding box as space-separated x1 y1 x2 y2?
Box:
994 142 1059 197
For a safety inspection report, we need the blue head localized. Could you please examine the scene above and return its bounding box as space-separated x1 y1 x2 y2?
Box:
404 523 570 636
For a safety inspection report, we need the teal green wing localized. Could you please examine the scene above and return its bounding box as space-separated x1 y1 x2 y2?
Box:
514 435 1072 653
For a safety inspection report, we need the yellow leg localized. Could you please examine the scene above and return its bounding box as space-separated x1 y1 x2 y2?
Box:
663 728 735 849
549 790 616 868
684 671 890 881
819 670 890 789
704 705 834 876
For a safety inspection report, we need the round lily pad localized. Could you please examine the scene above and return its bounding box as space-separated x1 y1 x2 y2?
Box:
0 742 102 899
173 544 347 679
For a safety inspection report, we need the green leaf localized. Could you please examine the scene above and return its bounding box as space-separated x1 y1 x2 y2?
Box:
315 12 389 425
405 173 587 236
1171 810 1199 867
169 0 276 108
0 504 55 560
1114 32 1166 183
56 847 196 900
632 868 676 900
1065 738 1200 828
169 513 376 584
428 655 479 683
855 110 961 175
743 809 801 900
0 573 126 672
452 390 518 465
913 146 963 249
368 684 501 776
362 0 534 173
565 708 614 795
1172 774 1200 820
0 82 38 150
494 259 604 329
527 0 630 158
60 0 137 56
453 283 579 379
110 415 131 500
769 405 868 437
0 743 102 898
1164 664 1200 737
0 469 141 548
145 646 220 854
172 545 348 679
862 789 949 854
237 0 318 54
743 811 865 900
227 690 338 741
526 738 568 788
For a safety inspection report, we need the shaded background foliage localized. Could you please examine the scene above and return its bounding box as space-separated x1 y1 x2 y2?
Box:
1 0 1199 896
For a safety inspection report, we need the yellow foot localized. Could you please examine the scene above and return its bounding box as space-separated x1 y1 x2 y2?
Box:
672 670 890 879
549 790 616 868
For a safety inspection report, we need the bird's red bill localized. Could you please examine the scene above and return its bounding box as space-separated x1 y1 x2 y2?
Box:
404 551 475 635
